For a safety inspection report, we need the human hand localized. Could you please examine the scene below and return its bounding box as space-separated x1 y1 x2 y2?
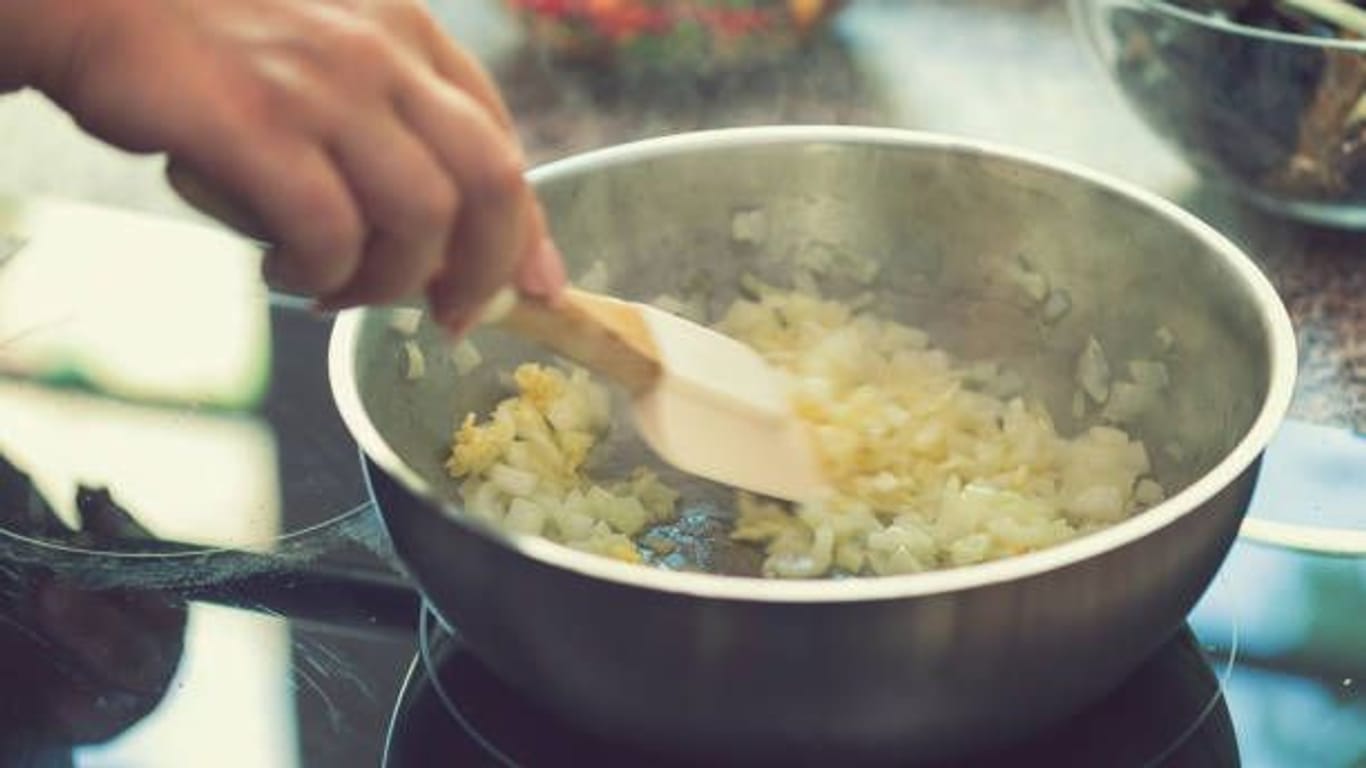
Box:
6 0 565 330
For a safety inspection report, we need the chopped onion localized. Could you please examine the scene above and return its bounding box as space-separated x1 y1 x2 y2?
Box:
1102 360 1169 425
1072 390 1087 420
738 272 773 300
640 534 678 555
505 498 547 535
1076 336 1111 404
489 463 539 497
794 242 880 284
389 308 423 335
1127 360 1170 389
1042 290 1072 323
575 260 610 293
1102 381 1152 424
649 293 706 323
1134 479 1165 506
1067 486 1125 523
466 481 505 525
451 339 483 376
1154 326 1176 353
948 533 991 566
792 269 820 296
402 341 426 380
448 283 1166 579
730 208 768 244
1007 261 1049 303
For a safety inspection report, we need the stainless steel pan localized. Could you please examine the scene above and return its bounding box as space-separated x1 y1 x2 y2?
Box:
329 127 1296 762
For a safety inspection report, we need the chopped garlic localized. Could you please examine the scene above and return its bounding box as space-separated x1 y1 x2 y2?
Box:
446 362 679 562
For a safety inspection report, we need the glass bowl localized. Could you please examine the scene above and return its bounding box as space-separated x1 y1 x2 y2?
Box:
1070 0 1366 227
504 0 846 77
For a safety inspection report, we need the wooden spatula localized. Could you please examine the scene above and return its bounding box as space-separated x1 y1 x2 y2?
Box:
164 168 828 501
482 288 829 503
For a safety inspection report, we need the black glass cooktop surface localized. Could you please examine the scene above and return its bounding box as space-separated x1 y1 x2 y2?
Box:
0 300 1360 768
384 609 1234 767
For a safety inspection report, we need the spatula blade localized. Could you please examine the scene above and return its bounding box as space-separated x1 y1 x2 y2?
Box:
629 304 828 502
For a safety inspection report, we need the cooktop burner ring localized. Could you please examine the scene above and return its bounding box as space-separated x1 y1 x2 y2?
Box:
386 596 1241 768
416 601 519 768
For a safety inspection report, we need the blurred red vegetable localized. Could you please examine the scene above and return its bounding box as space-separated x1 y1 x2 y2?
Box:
505 0 845 74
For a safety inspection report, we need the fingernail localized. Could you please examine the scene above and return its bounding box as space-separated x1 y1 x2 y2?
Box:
426 287 465 334
440 309 476 337
541 239 567 290
519 238 567 299
262 252 308 296
313 297 348 314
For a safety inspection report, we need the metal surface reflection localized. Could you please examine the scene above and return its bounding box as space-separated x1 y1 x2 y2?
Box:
1189 542 1366 766
1238 420 1366 555
74 604 298 768
0 457 188 766
0 381 281 551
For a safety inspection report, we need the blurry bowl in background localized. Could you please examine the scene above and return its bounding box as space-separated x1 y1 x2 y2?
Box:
1071 0 1366 227
504 0 846 77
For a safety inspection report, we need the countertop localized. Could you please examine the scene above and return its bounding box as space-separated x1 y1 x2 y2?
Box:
0 0 1361 429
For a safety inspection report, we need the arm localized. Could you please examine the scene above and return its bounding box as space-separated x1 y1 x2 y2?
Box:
0 0 564 328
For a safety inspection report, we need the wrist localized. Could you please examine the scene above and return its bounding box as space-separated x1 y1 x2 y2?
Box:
0 0 99 94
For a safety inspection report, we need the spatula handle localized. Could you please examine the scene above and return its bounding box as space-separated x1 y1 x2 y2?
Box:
486 288 662 395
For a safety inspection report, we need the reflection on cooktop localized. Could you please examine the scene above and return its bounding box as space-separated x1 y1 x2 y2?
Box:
383 611 1238 768
0 305 370 559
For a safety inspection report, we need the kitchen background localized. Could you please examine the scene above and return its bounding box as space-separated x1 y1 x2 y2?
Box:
0 1 1361 766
